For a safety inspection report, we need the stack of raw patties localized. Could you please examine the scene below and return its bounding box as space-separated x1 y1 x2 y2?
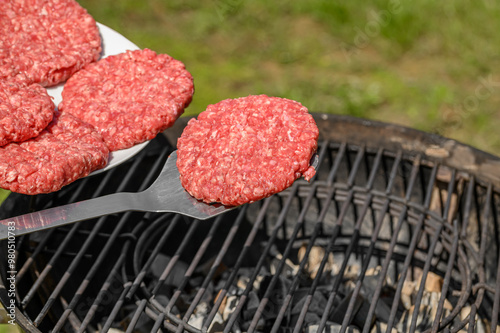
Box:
0 0 194 195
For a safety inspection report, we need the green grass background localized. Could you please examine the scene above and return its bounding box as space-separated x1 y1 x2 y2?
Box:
77 0 500 155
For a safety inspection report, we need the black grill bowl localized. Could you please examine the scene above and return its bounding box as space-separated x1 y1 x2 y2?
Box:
1 114 499 333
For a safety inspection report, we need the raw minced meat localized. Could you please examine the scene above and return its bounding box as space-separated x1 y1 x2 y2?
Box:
59 48 194 151
176 95 319 206
0 112 109 194
0 77 55 146
0 0 101 87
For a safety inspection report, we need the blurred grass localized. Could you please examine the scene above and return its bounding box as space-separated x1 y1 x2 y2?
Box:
77 0 500 155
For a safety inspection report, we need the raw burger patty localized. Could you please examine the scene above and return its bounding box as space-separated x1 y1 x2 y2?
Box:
176 95 319 206
59 48 194 151
0 0 101 87
0 78 55 146
0 112 109 195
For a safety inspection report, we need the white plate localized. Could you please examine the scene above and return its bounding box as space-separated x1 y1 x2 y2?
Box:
47 22 149 176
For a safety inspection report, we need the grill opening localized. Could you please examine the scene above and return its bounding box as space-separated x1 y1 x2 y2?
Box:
1 114 499 333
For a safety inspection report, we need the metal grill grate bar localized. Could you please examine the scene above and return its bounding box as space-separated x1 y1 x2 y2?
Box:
77 244 129 333
291 146 368 332
461 176 476 239
144 214 182 298
163 214 225 311
29 148 163 330
100 282 133 332
33 215 108 327
18 169 118 307
408 222 443 333
430 220 460 332
268 143 348 332
67 150 171 330
267 183 323 332
49 213 137 331
324 148 389 331
245 184 302 332
363 160 438 333
492 249 500 329
386 158 439 332
222 185 305 333
127 299 148 333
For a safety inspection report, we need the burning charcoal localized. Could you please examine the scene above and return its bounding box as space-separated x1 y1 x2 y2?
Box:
235 267 267 291
395 289 453 333
460 305 470 322
396 304 433 332
222 295 239 321
215 289 227 315
172 282 215 316
429 175 460 223
370 322 398 333
239 291 266 332
256 275 291 320
329 290 375 328
329 290 362 323
306 322 360 333
459 307 490 333
422 273 453 312
298 244 336 279
201 282 217 304
360 288 391 324
242 291 260 321
422 290 452 317
237 275 249 290
268 244 300 278
374 288 397 323
351 300 376 329
343 263 361 281
398 271 454 330
365 266 381 277
195 255 228 281
401 278 417 311
216 290 245 332
208 312 225 333
423 271 443 293
269 252 300 277
214 270 233 292
187 301 209 330
360 267 392 323
236 273 253 292
291 290 328 326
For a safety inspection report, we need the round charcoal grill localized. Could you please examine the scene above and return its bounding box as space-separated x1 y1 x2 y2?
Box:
1 114 500 333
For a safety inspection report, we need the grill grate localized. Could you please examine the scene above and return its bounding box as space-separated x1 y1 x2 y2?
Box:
1 114 499 332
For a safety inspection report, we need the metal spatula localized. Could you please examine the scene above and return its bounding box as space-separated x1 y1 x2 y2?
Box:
0 151 234 240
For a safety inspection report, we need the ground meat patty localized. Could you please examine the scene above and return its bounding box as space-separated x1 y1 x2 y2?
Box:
176 95 319 206
0 77 55 146
59 48 194 151
0 0 101 87
0 112 109 195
